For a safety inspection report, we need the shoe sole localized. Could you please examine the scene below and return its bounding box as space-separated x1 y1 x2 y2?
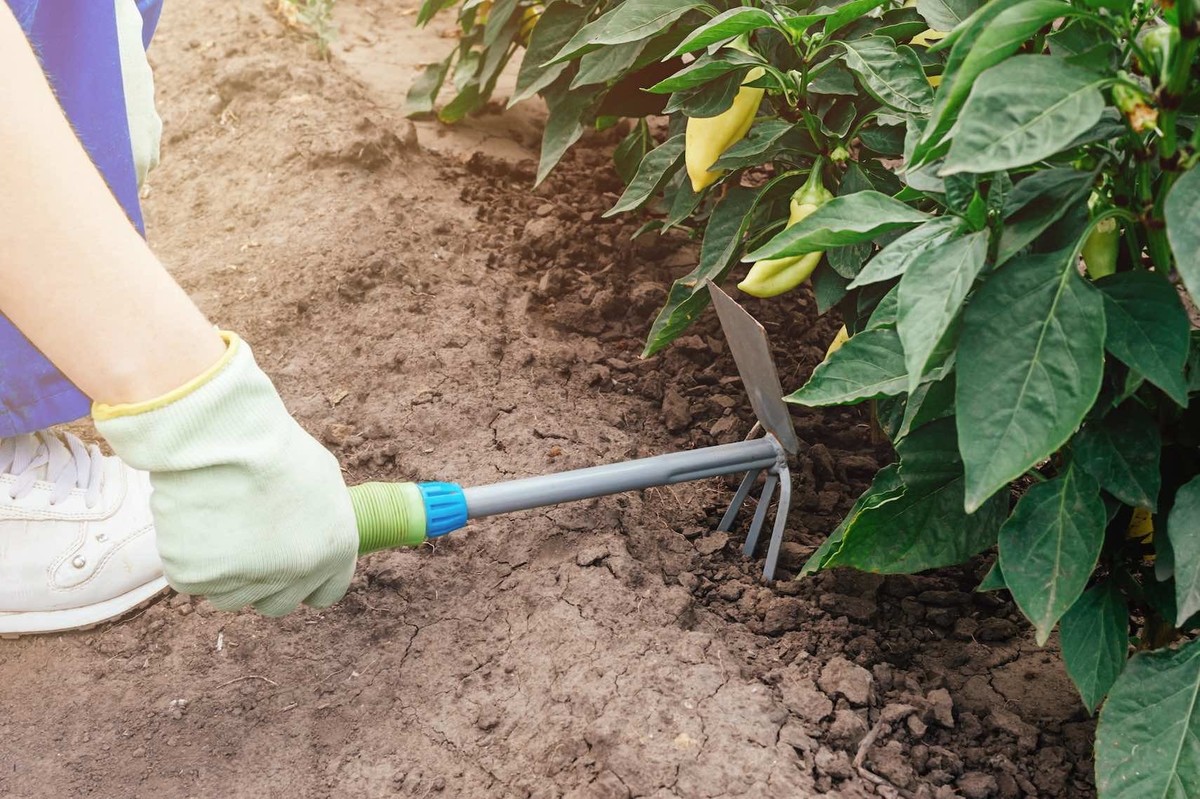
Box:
0 577 171 638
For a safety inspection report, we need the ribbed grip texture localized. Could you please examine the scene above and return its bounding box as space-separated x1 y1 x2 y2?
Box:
417 482 468 538
349 482 427 555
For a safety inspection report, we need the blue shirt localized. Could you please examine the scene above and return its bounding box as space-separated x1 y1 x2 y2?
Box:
0 0 164 436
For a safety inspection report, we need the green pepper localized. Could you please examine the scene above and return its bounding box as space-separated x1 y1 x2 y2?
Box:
1082 217 1119 280
1139 25 1179 87
1113 81 1158 133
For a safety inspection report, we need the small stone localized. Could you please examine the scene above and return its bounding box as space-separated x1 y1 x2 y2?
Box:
522 216 558 242
880 703 917 724
906 714 928 737
777 542 809 571
169 593 191 608
694 532 729 556
827 709 869 747
870 740 915 789
661 387 691 433
953 617 979 640
818 593 878 623
957 771 999 799
535 203 555 217
760 598 806 635
976 617 1019 642
987 708 1039 753
814 747 854 780
918 590 971 607
926 688 955 727
778 720 818 753
779 675 832 723
575 545 610 567
717 582 743 602
818 656 873 706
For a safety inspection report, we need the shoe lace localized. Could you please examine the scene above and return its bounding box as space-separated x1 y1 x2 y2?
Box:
0 431 105 508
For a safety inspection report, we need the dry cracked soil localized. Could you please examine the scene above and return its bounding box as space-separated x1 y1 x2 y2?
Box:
0 2 1098 797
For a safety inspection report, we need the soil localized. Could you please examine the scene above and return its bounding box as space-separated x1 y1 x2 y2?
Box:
0 2 1097 798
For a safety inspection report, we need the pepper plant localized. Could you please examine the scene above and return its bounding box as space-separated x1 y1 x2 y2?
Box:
410 0 1200 792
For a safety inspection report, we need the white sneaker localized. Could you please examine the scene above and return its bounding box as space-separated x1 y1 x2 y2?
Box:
0 431 167 636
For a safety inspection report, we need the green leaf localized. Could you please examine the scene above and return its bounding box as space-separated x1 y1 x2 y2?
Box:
858 122 906 155
838 37 934 115
1099 271 1192 407
548 0 703 64
786 328 908 406
663 68 742 116
405 57 452 116
823 419 1008 572
438 82 484 124
666 7 780 58
1096 638 1200 799
942 55 1105 175
613 120 651 184
916 0 984 31
812 261 852 313
511 2 591 106
808 61 858 96
998 463 1106 645
1074 403 1162 511
977 559 1007 591
646 52 756 94
536 78 601 185
572 39 650 89
1189 331 1200 393
996 168 1094 265
826 164 876 279
1171 476 1200 626
1165 166 1200 305
711 120 814 171
643 187 759 356
803 465 905 576
482 0 519 48
897 231 989 393
898 370 957 439
744 192 931 261
417 0 459 26
1060 581 1128 714
604 134 685 217
848 216 961 288
913 0 1076 165
824 0 890 36
957 252 1106 512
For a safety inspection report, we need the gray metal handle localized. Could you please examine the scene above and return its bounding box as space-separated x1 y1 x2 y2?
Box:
463 436 783 519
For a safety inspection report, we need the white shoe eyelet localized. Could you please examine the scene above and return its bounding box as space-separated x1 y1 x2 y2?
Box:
71 556 87 569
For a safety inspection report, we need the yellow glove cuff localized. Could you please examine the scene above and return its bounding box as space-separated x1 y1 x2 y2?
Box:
92 331 240 421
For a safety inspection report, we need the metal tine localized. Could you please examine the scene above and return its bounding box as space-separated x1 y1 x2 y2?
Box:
743 472 779 557
761 464 792 580
718 469 762 532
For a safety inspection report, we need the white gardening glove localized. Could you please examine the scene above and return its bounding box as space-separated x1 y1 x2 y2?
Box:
94 332 358 616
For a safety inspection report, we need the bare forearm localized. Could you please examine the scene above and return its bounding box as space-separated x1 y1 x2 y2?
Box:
0 8 223 405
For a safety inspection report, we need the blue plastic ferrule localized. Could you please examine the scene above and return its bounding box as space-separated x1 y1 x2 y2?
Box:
417 482 468 538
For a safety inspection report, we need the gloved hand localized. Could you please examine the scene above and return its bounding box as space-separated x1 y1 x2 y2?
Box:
93 332 358 616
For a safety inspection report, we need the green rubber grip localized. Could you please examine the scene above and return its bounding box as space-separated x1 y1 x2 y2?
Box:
348 482 427 554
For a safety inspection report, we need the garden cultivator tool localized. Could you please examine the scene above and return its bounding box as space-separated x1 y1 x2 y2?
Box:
351 283 801 579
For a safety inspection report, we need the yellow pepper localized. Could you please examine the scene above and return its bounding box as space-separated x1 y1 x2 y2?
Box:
910 29 948 47
519 5 541 45
737 167 834 298
685 66 766 192
825 325 851 359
